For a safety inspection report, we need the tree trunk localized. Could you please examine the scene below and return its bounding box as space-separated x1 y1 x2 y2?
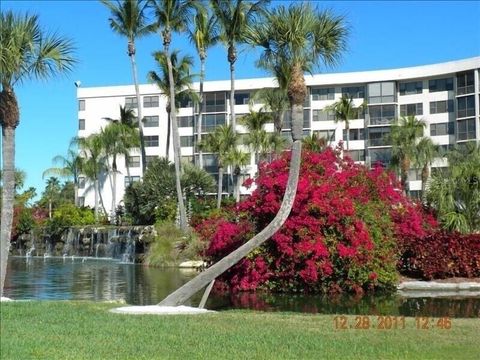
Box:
401 157 410 195
216 165 223 209
228 44 236 130
421 164 429 197
345 121 350 151
235 171 241 203
197 57 205 169
49 199 52 219
111 157 117 224
0 126 15 297
166 109 171 159
159 140 302 306
165 41 188 231
74 183 78 207
129 51 147 174
94 179 99 222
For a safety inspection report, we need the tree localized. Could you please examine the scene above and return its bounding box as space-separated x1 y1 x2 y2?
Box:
241 109 271 164
324 94 364 151
390 115 426 194
43 139 84 206
101 0 154 173
41 177 61 219
210 0 269 130
187 6 219 168
250 87 289 135
158 2 347 306
225 147 250 203
148 50 197 158
0 11 76 296
199 124 238 208
414 137 439 197
151 0 196 231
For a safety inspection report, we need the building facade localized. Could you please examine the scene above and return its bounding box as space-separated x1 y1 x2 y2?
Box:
77 57 480 215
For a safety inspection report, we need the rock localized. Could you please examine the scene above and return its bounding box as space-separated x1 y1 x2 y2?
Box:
178 260 206 269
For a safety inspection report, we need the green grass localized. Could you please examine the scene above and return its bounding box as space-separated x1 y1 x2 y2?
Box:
1 301 479 359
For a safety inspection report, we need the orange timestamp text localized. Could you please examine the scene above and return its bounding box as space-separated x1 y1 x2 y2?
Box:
333 315 452 330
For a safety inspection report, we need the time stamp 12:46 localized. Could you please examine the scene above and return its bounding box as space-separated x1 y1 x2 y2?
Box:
333 316 452 330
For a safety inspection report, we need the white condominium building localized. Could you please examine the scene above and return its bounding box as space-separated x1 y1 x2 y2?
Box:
77 57 480 215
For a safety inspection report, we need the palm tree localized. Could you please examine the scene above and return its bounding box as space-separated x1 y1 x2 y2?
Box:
148 50 197 158
241 109 271 164
187 6 219 168
151 0 195 231
415 137 439 197
43 140 84 207
101 0 154 173
250 87 289 135
210 0 269 130
324 94 364 151
225 147 250 203
0 11 76 296
303 133 328 153
43 177 61 219
390 115 426 194
158 2 347 306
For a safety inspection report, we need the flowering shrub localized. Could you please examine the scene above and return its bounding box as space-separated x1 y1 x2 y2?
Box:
196 146 437 294
398 232 480 279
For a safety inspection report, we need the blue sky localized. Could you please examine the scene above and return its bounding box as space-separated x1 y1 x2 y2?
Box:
1 0 480 199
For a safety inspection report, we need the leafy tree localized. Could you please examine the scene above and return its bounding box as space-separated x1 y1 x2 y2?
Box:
241 110 271 164
414 137 439 197
0 11 76 296
250 87 289 135
41 177 61 219
101 0 155 173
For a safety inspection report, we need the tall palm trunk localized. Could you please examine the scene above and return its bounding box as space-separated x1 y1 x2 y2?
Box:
228 45 236 129
197 55 206 168
217 165 224 209
345 120 350 151
129 41 147 174
421 164 429 196
274 111 284 135
94 179 99 222
401 157 410 195
164 32 187 231
111 156 118 223
74 183 79 207
234 167 241 203
0 126 15 297
166 108 171 158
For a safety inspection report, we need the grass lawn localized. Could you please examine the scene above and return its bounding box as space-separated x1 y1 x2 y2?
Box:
1 301 479 359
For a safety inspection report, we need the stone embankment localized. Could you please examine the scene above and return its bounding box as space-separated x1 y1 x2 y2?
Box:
398 280 480 298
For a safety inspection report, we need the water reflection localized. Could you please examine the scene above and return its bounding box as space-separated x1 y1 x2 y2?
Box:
5 258 480 318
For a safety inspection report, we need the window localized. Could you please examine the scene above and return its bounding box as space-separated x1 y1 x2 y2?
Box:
400 103 423 116
78 100 85 111
457 118 476 141
282 110 311 129
178 116 194 128
312 109 335 122
124 176 140 187
234 92 250 105
457 72 474 95
313 129 336 142
126 156 140 168
399 81 423 95
125 97 138 109
345 149 365 162
428 78 453 92
311 87 334 101
430 100 454 114
368 127 391 147
203 154 218 173
430 122 454 136
367 82 395 103
341 86 365 99
205 92 226 112
180 136 194 147
143 96 159 108
146 156 157 166
343 128 365 141
179 95 194 108
144 135 159 147
204 113 226 132
143 115 159 127
368 105 396 125
78 196 85 207
79 119 85 130
457 96 475 118
369 148 392 167
78 177 86 189
438 145 451 156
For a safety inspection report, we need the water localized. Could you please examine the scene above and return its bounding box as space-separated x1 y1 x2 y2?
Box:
4 257 480 317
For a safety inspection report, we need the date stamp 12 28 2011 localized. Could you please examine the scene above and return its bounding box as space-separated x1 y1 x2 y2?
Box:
333 315 452 330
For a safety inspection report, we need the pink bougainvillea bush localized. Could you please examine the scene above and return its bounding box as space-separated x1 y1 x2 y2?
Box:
195 146 437 295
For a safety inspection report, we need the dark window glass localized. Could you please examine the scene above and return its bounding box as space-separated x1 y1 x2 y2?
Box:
145 156 157 166
180 136 194 147
204 113 226 132
125 97 138 109
430 100 454 114
78 100 85 111
124 176 141 187
178 116 194 128
78 177 85 189
368 82 395 104
400 103 423 116
311 87 335 101
144 115 159 127
368 105 396 125
79 119 85 130
457 72 475 95
457 96 475 118
343 128 365 141
428 78 454 92
345 149 365 162
144 135 159 147
457 118 476 141
143 96 159 108
126 156 140 168
368 127 391 147
205 92 226 112
234 92 250 105
312 109 336 121
369 148 392 167
341 86 365 98
399 81 423 95
313 129 336 142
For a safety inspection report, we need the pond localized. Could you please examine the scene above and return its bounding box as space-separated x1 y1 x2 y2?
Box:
4 257 480 318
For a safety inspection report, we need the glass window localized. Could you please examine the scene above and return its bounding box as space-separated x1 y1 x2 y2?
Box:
124 176 141 187
78 100 85 111
205 92 226 112
143 115 159 127
342 128 365 141
369 148 392 167
368 127 391 147
457 96 475 118
400 103 423 116
234 92 250 105
143 96 159 108
79 119 85 130
126 156 140 168
457 72 474 95
78 177 85 189
430 122 454 136
341 86 365 99
312 109 335 122
313 129 336 142
399 81 423 95
203 154 218 173
145 156 157 166
457 118 476 141
179 95 194 108
368 105 396 125
125 97 138 109
430 100 453 114
78 196 85 207
144 135 159 147
428 78 454 92
204 113 226 132
311 87 335 101
345 149 365 162
367 82 396 103
178 116 194 128
180 136 194 147
282 110 310 129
